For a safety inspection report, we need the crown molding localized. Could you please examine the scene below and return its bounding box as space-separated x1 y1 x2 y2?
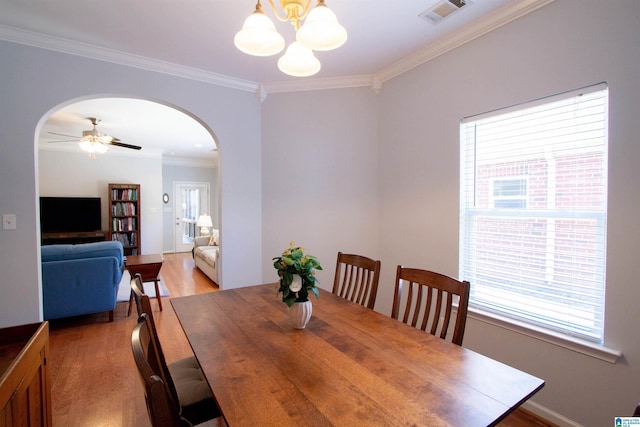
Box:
162 154 218 168
262 74 374 95
0 0 554 96
375 0 555 83
0 24 259 94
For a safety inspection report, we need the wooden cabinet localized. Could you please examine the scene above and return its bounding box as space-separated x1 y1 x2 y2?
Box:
108 183 141 256
0 322 52 427
41 231 107 245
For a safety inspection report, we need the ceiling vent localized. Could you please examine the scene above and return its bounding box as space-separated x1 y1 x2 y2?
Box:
419 0 472 25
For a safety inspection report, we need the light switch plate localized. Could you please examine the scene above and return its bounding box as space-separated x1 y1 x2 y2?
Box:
3 214 17 230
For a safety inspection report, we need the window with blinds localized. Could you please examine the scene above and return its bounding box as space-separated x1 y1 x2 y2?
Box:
459 83 608 343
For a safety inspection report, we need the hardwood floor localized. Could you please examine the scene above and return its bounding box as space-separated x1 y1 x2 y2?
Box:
47 252 553 427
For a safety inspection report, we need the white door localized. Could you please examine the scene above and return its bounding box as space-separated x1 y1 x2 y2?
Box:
173 182 210 253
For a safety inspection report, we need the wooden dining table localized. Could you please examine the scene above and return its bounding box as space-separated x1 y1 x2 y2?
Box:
171 284 544 427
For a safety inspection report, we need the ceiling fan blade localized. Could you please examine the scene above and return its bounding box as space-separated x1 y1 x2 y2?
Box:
48 131 79 138
109 140 142 150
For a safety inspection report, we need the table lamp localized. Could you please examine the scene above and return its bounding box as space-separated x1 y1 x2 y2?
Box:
196 214 213 236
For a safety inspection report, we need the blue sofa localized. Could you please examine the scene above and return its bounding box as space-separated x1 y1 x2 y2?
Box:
41 241 124 321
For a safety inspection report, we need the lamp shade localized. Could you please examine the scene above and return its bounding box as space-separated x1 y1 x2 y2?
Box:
234 10 285 56
277 41 321 77
296 3 347 51
79 140 108 153
196 214 213 228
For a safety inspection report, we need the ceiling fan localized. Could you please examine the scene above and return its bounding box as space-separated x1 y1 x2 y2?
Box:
48 117 142 152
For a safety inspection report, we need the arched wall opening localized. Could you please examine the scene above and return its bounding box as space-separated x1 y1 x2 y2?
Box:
35 94 222 292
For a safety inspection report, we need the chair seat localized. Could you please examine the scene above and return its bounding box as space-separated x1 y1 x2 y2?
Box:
168 356 214 407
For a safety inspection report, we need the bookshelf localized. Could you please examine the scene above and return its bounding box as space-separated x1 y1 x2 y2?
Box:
108 183 140 256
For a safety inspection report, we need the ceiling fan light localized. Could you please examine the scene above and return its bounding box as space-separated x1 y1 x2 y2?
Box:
297 3 347 51
234 10 285 56
79 140 92 152
79 140 108 154
94 142 109 153
98 134 114 143
82 129 99 140
277 41 321 77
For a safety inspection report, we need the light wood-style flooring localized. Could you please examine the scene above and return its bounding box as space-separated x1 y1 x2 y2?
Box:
48 252 554 427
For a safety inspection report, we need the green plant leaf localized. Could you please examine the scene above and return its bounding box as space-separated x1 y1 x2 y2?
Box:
284 293 297 307
283 272 293 286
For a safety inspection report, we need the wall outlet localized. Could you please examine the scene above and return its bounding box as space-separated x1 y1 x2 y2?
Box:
3 214 17 230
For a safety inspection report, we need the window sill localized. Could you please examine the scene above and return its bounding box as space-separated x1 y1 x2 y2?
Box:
468 308 622 364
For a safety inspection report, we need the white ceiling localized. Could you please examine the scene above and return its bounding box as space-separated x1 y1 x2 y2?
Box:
39 98 218 162
0 0 548 161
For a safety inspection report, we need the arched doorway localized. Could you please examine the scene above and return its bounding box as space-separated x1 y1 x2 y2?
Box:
37 96 220 259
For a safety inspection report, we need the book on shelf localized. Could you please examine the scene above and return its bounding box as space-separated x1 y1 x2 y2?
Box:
111 202 136 216
111 188 138 201
111 232 137 247
111 217 137 231
109 183 140 255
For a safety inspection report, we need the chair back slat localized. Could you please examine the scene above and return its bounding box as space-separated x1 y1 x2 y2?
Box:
131 273 153 318
333 252 381 309
392 266 471 346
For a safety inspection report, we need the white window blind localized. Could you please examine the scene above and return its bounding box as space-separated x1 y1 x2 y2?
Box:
459 84 608 343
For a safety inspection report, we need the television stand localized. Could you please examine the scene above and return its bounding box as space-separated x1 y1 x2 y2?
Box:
41 231 108 245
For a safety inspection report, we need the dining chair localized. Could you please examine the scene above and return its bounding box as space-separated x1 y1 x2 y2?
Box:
130 274 221 425
131 314 192 427
332 252 381 309
391 266 471 346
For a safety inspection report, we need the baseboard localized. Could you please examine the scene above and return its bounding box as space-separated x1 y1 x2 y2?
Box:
522 401 582 427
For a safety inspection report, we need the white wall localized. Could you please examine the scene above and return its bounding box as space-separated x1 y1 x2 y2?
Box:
376 0 640 425
261 88 380 290
1 0 638 424
39 149 164 254
0 41 263 327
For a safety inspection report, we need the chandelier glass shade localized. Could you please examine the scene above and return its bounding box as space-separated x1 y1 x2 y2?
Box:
234 0 347 77
277 41 321 77
296 3 347 51
233 3 285 56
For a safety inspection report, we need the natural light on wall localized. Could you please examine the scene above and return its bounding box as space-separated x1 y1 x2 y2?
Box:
459 83 609 343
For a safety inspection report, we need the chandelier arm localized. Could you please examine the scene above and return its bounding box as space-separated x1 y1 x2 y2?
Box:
294 0 313 21
267 0 291 22
266 0 312 29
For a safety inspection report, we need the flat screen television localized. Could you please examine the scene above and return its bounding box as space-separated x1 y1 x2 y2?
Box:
40 197 102 233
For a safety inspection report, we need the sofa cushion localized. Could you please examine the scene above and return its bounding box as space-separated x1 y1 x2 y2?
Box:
41 241 124 264
195 246 218 268
42 257 123 320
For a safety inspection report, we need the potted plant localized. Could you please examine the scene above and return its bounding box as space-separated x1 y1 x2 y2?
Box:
273 242 322 328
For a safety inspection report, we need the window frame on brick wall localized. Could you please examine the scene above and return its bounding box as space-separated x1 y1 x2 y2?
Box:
459 83 608 344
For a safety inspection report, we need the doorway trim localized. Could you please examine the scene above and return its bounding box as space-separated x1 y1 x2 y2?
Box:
173 181 211 253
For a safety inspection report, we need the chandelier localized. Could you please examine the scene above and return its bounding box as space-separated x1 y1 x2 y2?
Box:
234 0 347 77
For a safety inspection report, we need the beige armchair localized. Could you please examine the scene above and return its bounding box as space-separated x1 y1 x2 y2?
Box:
193 229 219 285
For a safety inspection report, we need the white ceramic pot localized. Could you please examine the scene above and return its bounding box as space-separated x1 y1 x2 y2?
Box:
288 300 313 329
